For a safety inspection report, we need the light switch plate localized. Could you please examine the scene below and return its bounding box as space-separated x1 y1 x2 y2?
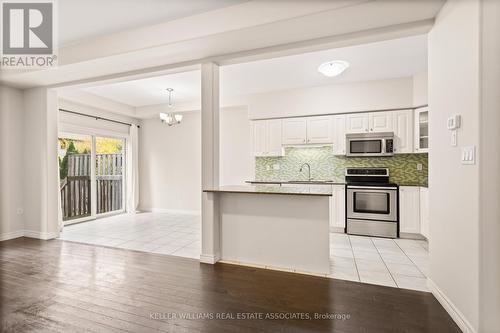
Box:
461 145 476 165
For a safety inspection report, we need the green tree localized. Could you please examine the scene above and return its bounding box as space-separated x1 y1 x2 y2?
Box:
59 141 78 180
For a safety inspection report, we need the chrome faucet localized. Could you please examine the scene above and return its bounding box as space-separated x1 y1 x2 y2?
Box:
299 163 312 181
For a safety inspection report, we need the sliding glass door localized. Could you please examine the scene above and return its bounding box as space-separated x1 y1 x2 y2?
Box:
95 136 125 215
59 133 126 224
58 134 93 221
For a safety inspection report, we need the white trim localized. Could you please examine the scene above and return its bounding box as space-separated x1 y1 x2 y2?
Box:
330 227 345 233
147 208 201 216
427 278 477 333
0 230 59 241
23 230 59 240
200 253 220 264
0 230 25 241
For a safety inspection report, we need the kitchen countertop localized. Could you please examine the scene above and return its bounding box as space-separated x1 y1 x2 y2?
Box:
246 180 346 185
247 180 428 188
397 183 428 187
203 185 332 196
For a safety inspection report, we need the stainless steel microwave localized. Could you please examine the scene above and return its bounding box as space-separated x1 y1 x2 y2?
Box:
346 132 394 157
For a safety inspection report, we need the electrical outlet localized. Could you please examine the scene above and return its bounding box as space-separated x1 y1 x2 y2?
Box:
417 163 423 171
266 165 271 171
272 164 280 170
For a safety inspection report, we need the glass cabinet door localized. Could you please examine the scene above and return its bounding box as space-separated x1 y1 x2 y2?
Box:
415 107 429 152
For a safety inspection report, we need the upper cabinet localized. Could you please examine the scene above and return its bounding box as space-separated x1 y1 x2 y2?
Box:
282 116 333 145
282 118 307 145
252 108 428 156
345 113 369 133
415 107 429 153
392 110 414 154
345 112 393 133
306 116 333 144
251 119 283 157
370 112 393 132
332 115 346 155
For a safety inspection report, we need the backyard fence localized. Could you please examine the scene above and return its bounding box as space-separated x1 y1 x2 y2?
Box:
60 153 124 220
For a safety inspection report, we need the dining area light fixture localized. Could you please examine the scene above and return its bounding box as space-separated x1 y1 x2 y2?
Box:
159 88 183 126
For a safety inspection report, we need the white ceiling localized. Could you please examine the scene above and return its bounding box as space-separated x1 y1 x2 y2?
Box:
58 0 245 47
81 34 427 107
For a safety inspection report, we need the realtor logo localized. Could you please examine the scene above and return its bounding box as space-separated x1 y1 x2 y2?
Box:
1 0 57 67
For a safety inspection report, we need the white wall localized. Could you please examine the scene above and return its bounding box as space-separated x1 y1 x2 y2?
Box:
139 112 202 213
247 77 414 119
428 0 480 331
0 86 25 239
412 71 428 106
59 99 138 135
219 107 254 185
139 106 252 213
479 0 500 331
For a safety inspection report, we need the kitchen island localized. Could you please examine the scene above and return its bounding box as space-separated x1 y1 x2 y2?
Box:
203 185 331 275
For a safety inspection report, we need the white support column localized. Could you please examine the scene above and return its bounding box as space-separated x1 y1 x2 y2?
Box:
23 88 60 239
200 62 221 264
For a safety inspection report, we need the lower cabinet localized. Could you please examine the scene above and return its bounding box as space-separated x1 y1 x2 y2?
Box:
399 186 421 234
330 185 346 231
419 187 429 239
399 186 429 239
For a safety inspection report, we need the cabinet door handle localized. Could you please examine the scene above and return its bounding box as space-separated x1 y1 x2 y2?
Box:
370 128 373 131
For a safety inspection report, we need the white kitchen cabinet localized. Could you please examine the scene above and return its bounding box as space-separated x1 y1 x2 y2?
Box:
345 113 369 133
251 119 283 156
415 107 429 153
306 116 333 144
392 110 414 154
282 118 307 145
267 119 283 155
330 185 346 232
419 187 429 239
369 112 393 132
345 112 393 133
332 115 346 155
399 186 421 234
282 116 333 145
252 120 267 156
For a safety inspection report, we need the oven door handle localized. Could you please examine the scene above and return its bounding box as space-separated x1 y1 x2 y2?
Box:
347 186 397 190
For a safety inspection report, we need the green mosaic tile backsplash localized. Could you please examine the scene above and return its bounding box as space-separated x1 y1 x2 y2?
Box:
255 147 428 186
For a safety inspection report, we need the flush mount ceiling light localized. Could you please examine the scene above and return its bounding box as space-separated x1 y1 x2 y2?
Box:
159 88 183 126
318 60 350 77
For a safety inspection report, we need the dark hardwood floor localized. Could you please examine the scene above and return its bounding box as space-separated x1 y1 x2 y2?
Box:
0 238 460 333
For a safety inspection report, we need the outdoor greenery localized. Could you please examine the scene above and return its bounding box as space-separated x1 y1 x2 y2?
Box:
58 138 123 181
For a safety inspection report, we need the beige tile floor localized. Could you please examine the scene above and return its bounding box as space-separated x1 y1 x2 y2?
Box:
58 212 201 259
329 233 429 292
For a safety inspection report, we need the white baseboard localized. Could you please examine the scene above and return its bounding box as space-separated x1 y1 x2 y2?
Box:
23 230 59 240
427 278 477 333
330 227 345 233
0 230 25 241
0 230 59 241
200 253 220 264
147 208 201 216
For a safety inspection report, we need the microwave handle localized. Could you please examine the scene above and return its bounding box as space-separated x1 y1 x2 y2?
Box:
382 139 386 153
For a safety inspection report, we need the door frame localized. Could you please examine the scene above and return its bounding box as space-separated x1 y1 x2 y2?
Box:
59 127 128 226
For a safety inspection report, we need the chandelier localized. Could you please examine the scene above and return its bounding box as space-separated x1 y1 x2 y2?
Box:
159 88 183 126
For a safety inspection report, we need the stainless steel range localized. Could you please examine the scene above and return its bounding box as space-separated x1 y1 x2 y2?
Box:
345 167 399 238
